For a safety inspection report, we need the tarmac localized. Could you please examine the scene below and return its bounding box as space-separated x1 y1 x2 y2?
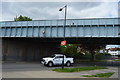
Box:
2 62 119 78
3 67 118 78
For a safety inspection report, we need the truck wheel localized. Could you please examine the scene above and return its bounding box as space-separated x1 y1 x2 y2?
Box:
66 61 71 67
48 62 53 67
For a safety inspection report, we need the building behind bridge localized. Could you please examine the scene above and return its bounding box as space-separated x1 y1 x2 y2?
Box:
108 48 120 56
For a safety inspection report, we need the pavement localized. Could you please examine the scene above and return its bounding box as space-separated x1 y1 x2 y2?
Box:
2 62 119 78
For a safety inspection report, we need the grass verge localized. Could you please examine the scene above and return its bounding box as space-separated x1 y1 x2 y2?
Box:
52 66 107 72
82 72 115 78
78 60 107 62
113 59 120 61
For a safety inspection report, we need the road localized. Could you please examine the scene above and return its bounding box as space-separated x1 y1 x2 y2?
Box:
2 62 119 78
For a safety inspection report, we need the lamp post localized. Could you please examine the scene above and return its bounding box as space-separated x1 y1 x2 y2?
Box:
59 5 67 69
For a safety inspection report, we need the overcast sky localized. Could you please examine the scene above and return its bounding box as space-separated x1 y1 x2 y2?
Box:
1 1 119 21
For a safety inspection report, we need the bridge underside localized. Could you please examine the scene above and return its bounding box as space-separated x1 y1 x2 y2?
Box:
2 37 120 61
2 37 120 44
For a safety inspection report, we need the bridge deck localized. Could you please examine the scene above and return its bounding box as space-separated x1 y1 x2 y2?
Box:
0 18 120 38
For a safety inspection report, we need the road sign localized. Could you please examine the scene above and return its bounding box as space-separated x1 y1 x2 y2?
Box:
61 40 66 46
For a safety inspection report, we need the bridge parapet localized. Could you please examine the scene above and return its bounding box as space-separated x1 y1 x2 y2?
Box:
0 18 119 27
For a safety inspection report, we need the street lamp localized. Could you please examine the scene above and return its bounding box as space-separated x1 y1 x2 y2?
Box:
59 5 67 40
59 5 67 69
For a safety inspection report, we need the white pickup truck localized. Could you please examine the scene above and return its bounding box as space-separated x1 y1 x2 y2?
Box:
41 54 74 67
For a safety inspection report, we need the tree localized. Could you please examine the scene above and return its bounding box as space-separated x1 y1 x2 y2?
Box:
79 44 106 61
60 44 81 58
14 15 32 21
60 44 106 61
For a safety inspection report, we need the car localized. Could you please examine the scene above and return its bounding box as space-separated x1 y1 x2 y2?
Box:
41 54 74 67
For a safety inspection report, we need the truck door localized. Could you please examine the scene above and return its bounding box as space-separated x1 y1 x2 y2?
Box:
54 56 63 64
59 56 64 64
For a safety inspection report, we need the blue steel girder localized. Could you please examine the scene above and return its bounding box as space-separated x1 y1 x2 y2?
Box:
0 18 120 38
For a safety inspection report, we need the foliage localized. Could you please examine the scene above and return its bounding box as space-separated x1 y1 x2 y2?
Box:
75 59 107 62
96 53 111 56
60 44 79 57
82 72 115 78
52 66 107 72
60 44 106 60
14 15 32 21
113 59 120 61
79 44 106 61
79 44 106 53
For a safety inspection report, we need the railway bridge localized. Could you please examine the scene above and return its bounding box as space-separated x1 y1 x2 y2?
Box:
0 18 120 61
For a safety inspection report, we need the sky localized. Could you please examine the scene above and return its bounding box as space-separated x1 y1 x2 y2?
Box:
1 0 119 21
